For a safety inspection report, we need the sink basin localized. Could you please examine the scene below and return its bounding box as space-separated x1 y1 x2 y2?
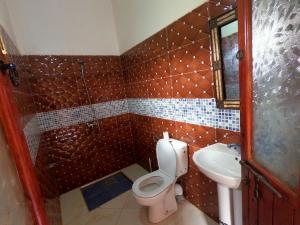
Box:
192 143 241 189
192 143 242 225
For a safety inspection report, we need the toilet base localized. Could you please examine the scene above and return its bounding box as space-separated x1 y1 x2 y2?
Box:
148 185 177 223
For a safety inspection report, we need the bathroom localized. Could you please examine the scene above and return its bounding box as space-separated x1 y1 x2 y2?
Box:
0 0 299 225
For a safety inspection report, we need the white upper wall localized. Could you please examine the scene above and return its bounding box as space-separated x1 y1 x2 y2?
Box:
112 0 206 54
0 0 17 47
1 0 207 55
4 0 120 55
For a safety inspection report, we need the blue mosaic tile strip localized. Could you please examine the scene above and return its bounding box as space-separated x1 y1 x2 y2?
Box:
36 98 240 133
23 116 42 163
37 100 129 131
27 98 239 163
127 98 240 131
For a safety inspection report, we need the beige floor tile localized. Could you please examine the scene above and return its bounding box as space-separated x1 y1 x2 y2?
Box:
174 201 218 225
60 188 88 225
116 201 217 225
123 190 142 209
60 164 218 225
100 191 130 209
121 164 148 181
82 208 121 225
116 208 150 225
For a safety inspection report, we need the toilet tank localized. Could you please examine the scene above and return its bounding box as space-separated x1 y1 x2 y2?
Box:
169 139 188 177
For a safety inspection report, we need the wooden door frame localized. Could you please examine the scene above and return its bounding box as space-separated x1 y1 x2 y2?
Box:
238 0 299 208
0 57 49 224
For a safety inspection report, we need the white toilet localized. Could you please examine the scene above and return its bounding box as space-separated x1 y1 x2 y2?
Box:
132 136 188 223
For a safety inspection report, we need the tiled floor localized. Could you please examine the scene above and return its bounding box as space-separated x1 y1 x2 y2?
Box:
60 164 218 225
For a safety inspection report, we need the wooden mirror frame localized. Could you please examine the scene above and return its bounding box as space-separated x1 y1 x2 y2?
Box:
209 9 240 109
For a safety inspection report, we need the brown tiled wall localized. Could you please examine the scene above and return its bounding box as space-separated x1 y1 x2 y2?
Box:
27 55 126 112
121 0 239 221
38 114 136 193
24 55 137 193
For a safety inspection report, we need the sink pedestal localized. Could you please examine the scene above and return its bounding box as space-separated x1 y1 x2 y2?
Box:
217 184 242 225
192 143 243 225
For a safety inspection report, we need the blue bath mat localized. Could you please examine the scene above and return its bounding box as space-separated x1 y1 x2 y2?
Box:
81 172 133 211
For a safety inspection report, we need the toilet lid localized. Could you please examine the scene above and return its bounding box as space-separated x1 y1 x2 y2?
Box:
156 139 176 177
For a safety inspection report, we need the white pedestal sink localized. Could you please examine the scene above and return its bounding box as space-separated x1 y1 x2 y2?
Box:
192 143 242 225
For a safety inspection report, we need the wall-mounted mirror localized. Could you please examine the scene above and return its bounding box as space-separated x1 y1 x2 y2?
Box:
209 9 240 109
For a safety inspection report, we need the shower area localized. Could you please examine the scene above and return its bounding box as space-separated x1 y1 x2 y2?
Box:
0 18 137 222
30 55 135 193
1 51 137 224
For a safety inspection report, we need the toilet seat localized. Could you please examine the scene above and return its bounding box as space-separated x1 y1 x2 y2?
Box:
132 170 174 198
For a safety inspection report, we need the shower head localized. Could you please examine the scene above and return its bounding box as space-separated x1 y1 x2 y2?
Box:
78 60 85 65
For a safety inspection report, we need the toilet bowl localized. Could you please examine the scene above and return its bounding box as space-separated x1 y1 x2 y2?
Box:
132 138 188 223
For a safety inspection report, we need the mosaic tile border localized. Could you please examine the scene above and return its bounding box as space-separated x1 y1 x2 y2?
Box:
36 98 240 132
23 116 42 163
127 98 240 131
25 98 240 162
37 100 129 131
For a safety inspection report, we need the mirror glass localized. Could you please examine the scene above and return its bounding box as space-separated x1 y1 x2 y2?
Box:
220 20 239 100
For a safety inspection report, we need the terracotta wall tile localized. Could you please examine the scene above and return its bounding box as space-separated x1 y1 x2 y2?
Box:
87 89 107 104
167 3 210 50
72 56 110 74
29 74 78 95
130 114 156 170
46 56 74 76
27 55 126 111
172 71 213 98
174 122 216 148
76 71 103 90
216 128 240 144
128 81 150 98
208 0 237 19
107 83 127 101
106 56 123 71
27 56 52 76
144 55 170 80
169 40 211 75
179 145 219 221
37 114 136 193
120 47 142 69
35 150 60 199
13 93 36 119
141 29 168 62
148 77 173 98
33 90 89 112
150 117 177 139
121 30 168 69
